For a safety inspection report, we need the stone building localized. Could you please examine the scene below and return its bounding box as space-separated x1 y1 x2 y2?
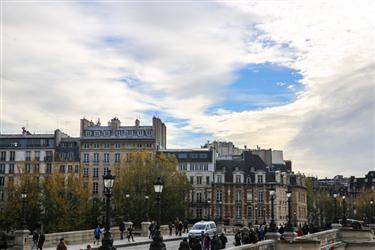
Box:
0 128 74 213
211 150 307 226
79 117 166 197
202 141 243 159
159 148 215 220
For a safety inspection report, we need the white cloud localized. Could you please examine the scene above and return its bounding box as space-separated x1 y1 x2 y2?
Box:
1 1 374 177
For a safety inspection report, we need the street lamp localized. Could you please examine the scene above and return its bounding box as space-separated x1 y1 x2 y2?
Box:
21 192 27 229
342 195 347 226
255 206 258 225
269 190 277 232
207 198 211 220
285 191 293 232
102 169 115 250
145 195 149 221
333 194 338 223
150 177 166 250
125 194 130 222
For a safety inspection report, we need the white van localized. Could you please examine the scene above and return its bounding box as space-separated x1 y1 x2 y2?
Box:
188 221 217 238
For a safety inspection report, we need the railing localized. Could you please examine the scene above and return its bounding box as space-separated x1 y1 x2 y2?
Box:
297 229 340 249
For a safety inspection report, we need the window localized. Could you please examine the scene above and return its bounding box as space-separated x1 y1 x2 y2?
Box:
104 153 110 163
74 165 79 173
190 164 194 171
83 167 89 177
83 143 90 149
46 163 52 174
197 176 202 185
247 192 253 202
199 153 207 159
216 175 223 183
35 151 40 161
115 143 121 149
0 164 5 174
206 176 210 185
10 151 15 161
204 164 208 171
104 143 110 148
196 207 202 218
257 175 263 184
235 175 241 183
104 167 109 176
0 177 4 186
104 131 111 136
85 131 92 136
197 192 202 202
191 153 198 159
26 151 31 161
9 164 15 174
25 164 31 173
83 153 89 163
247 207 252 219
258 191 264 202
236 206 242 219
45 151 53 161
94 143 100 149
93 183 98 194
190 176 194 184
93 153 99 163
115 153 120 163
94 131 101 137
0 151 6 161
236 191 241 202
59 165 65 173
68 165 73 173
178 153 187 159
93 168 99 178
216 191 222 201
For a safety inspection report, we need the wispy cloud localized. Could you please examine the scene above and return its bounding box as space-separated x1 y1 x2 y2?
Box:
1 0 373 177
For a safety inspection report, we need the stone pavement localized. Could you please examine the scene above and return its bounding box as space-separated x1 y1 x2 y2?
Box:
43 233 188 250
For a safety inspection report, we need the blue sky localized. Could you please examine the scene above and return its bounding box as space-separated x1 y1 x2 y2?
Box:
1 1 373 177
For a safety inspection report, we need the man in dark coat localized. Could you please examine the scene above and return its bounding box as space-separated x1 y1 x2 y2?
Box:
37 234 45 250
219 233 228 249
178 238 190 250
119 222 125 240
234 231 241 246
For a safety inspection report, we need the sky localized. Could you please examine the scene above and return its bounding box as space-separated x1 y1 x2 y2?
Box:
0 0 374 178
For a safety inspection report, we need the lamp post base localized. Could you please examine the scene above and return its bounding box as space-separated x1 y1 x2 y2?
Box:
100 231 114 250
149 230 166 250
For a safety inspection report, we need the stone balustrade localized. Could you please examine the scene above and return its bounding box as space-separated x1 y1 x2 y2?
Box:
225 240 275 250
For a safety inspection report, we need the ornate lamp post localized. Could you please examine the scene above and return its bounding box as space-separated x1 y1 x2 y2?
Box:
145 195 149 221
370 200 374 224
150 177 166 250
255 206 258 225
342 195 347 226
269 189 277 232
218 201 223 223
285 191 293 232
333 194 338 223
207 198 211 220
21 192 27 229
125 194 130 222
102 169 115 250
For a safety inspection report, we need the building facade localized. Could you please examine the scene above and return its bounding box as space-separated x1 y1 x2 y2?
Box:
160 148 215 220
79 117 166 197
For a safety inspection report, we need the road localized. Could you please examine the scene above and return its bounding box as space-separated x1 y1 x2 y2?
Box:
118 235 235 250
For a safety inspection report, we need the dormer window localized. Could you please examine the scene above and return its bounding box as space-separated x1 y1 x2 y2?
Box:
94 131 101 136
235 175 241 183
247 177 251 184
217 175 223 183
257 175 263 184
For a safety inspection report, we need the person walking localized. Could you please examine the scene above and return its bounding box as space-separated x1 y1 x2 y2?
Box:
219 233 227 249
178 221 183 236
183 220 189 233
178 238 190 250
148 222 154 239
31 231 39 250
119 222 125 240
234 231 241 246
169 222 173 236
127 225 135 242
203 233 211 250
37 234 45 250
93 225 101 245
56 238 67 250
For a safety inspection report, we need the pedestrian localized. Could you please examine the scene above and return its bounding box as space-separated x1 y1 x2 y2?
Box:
211 233 222 250
249 229 258 244
31 231 39 250
189 236 202 250
302 223 309 235
174 218 180 236
178 221 183 236
219 233 227 249
148 222 154 239
178 238 190 250
278 225 285 235
241 232 251 245
119 222 125 240
296 226 304 237
0 232 7 250
93 225 101 245
56 238 67 250
183 220 189 233
234 231 241 246
203 233 211 250
37 234 45 250
127 225 134 242
169 222 173 236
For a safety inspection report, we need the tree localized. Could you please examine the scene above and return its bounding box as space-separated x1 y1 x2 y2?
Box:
112 151 191 225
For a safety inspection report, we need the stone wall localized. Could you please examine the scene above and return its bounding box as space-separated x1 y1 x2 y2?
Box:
225 240 275 250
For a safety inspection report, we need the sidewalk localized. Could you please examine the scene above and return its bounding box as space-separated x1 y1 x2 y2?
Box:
44 233 188 250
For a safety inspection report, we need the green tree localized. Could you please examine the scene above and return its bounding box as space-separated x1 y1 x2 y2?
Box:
113 151 191 225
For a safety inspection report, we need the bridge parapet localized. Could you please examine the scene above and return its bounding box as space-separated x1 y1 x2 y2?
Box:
297 228 339 248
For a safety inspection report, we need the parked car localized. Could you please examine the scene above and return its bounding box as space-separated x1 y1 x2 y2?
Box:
188 221 217 238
